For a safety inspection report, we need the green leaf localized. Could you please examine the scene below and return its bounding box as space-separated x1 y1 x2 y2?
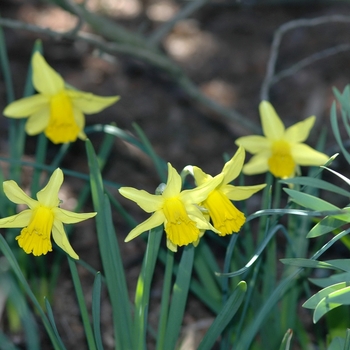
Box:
313 286 350 322
164 245 195 350
92 272 103 350
310 271 350 288
284 189 340 211
281 258 340 270
327 336 345 350
307 216 345 238
197 281 247 350
278 329 293 350
133 226 162 350
281 177 350 197
330 101 350 165
86 139 133 350
303 282 350 309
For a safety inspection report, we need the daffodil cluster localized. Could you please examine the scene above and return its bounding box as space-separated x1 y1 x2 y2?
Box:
119 146 265 251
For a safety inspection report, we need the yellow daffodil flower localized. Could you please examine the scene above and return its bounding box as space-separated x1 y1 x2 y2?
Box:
3 52 119 144
119 163 224 252
235 101 329 178
0 168 96 259
191 146 266 236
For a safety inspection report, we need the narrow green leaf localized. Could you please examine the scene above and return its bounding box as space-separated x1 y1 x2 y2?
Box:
284 189 340 211
92 272 104 350
281 177 350 197
330 101 350 165
164 245 195 350
197 281 247 350
68 258 96 350
303 282 350 309
281 258 349 271
86 139 133 350
0 235 65 350
313 286 350 322
133 226 162 350
308 216 344 238
44 298 67 350
310 272 350 288
327 336 345 350
278 329 293 350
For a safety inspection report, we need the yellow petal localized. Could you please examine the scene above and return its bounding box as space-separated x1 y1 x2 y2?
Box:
222 184 266 200
68 90 120 114
52 220 79 259
119 187 163 213
32 52 64 95
25 108 50 135
0 210 32 228
125 211 164 242
259 101 285 140
291 143 329 166
3 95 49 118
222 146 245 185
3 181 38 208
235 135 270 154
192 166 212 186
73 107 85 134
284 116 315 143
166 238 177 252
242 153 270 175
163 163 182 198
182 172 224 205
36 168 63 207
54 208 96 224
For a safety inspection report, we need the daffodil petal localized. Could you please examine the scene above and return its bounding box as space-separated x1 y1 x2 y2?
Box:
3 181 38 208
242 153 270 175
52 220 79 259
260 101 285 140
0 210 32 228
3 94 49 118
187 206 218 232
291 143 329 166
166 238 177 252
163 163 182 198
284 116 315 143
222 146 245 184
73 107 85 132
182 173 224 204
37 168 63 207
125 211 164 242
222 184 266 200
192 166 212 186
25 107 50 135
119 187 163 213
54 208 96 224
32 52 64 95
235 135 270 154
68 90 120 114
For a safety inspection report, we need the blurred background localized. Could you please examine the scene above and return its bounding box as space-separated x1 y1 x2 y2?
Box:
2 0 350 348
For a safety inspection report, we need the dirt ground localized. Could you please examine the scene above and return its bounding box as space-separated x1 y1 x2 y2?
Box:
2 0 350 349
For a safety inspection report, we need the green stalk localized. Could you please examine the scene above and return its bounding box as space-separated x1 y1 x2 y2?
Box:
164 245 195 350
156 249 174 350
133 226 163 350
68 258 97 350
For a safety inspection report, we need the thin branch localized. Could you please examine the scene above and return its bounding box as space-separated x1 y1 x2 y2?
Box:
0 16 261 133
261 15 350 101
148 0 210 46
